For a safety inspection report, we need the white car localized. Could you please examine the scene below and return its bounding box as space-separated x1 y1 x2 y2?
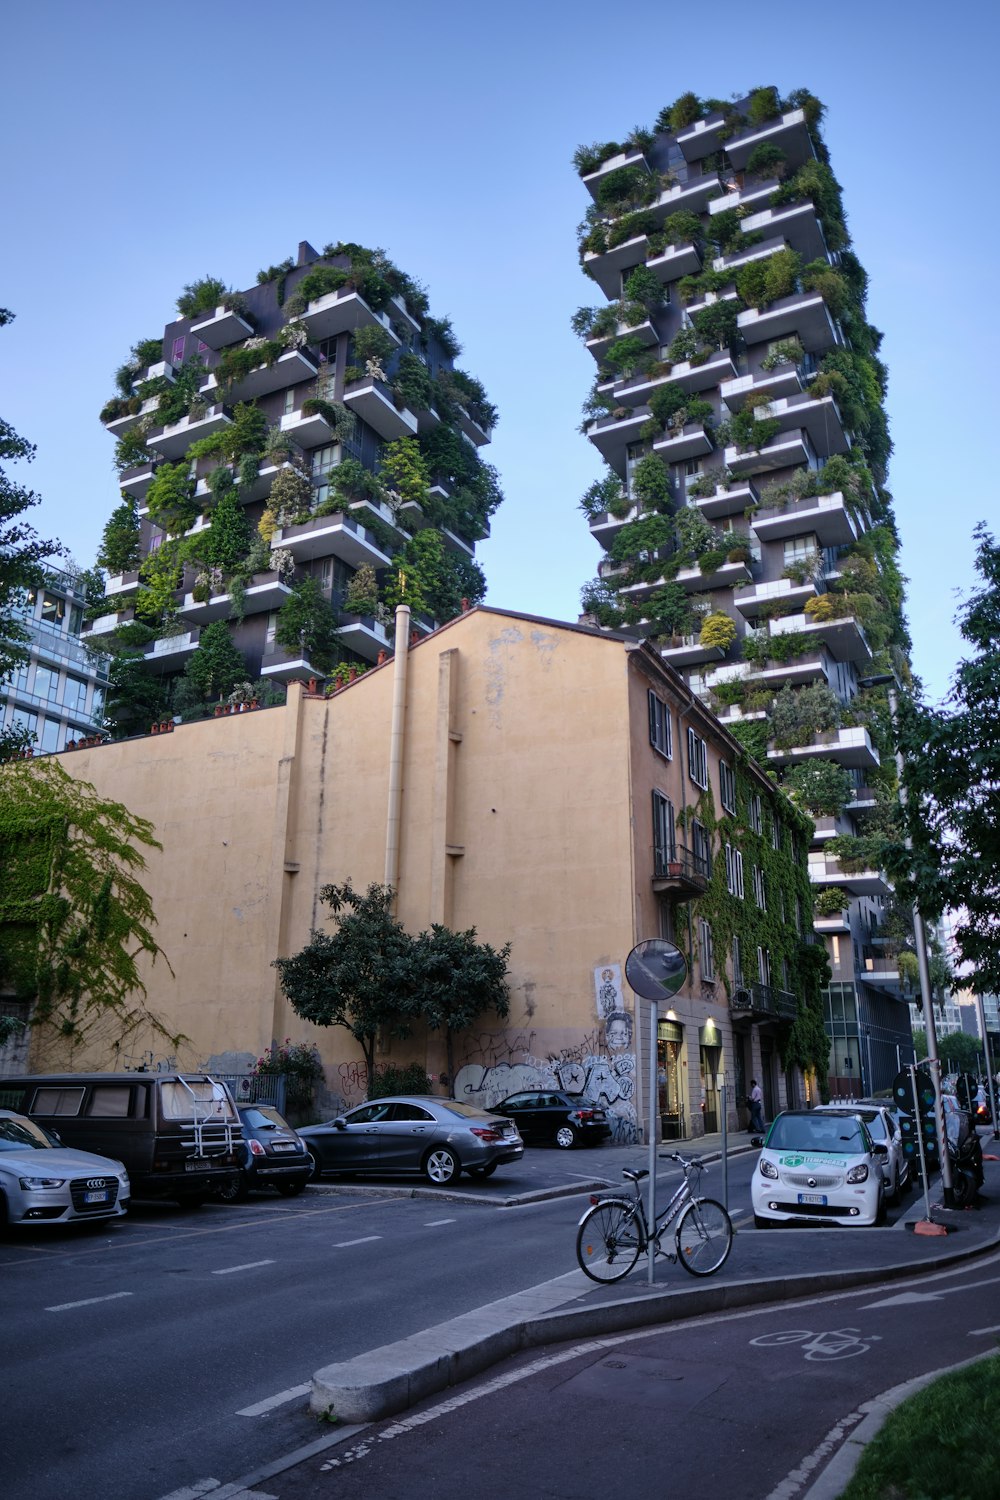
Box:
816 1102 909 1204
0 1108 130 1229
752 1109 886 1228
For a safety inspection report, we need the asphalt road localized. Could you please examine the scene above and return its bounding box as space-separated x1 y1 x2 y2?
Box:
0 1148 923 1500
265 1244 1000 1500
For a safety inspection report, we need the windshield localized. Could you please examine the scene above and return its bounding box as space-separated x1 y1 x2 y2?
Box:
766 1114 871 1154
241 1107 287 1129
160 1080 237 1121
0 1115 57 1151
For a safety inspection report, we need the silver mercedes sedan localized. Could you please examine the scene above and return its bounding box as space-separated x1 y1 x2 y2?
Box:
299 1095 524 1185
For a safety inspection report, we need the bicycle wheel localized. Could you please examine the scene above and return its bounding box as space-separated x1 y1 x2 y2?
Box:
576 1198 643 1283
674 1197 733 1277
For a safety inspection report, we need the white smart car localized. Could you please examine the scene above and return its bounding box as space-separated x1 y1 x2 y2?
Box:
815 1102 910 1204
0 1108 130 1229
752 1108 887 1228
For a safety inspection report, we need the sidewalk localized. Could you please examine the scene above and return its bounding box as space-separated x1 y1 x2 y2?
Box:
201 1133 1000 1500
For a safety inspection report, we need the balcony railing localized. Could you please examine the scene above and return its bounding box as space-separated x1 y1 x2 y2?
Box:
652 841 712 901
730 982 798 1021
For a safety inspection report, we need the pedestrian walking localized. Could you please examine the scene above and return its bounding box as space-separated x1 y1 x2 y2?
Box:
748 1079 765 1134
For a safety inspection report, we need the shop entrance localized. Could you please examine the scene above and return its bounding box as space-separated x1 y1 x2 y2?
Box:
657 1020 684 1140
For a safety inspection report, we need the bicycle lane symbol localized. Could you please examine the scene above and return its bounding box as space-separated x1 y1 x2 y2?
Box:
750 1327 882 1360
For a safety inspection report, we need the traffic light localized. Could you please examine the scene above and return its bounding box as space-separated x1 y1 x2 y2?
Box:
894 1066 939 1179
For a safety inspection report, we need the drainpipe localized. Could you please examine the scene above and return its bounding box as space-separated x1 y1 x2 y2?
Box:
384 604 411 907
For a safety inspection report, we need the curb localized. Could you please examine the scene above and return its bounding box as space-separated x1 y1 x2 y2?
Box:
310 1223 1000 1422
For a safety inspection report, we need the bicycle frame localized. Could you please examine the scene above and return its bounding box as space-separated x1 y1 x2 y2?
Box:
600 1155 703 1256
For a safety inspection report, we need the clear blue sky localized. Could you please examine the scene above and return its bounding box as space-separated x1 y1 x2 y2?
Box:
2 0 996 707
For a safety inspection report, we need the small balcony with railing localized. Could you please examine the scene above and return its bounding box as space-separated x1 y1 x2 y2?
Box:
612 348 737 409
585 313 658 363
730 982 798 1022
737 201 828 262
767 609 872 664
586 406 653 472
652 840 712 901
297 288 402 347
214 348 318 405
745 649 833 692
119 462 157 501
734 574 819 619
141 629 201 673
689 475 759 521
657 633 729 668
652 420 715 464
581 147 653 203
272 511 392 570
178 571 294 626
751 491 858 548
148 404 232 460
770 725 881 773
720 361 805 412
709 176 782 219
190 306 254 349
808 850 888 898
342 376 418 442
754 392 849 457
738 292 839 353
725 425 816 475
724 108 814 172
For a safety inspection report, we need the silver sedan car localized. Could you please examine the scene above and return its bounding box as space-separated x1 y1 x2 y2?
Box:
0 1108 130 1228
299 1095 524 1185
816 1102 910 1204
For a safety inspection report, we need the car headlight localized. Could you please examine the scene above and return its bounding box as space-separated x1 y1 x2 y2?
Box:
758 1158 778 1179
19 1175 66 1190
846 1163 869 1184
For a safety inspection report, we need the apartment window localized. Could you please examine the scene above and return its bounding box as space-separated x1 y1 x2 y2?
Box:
753 864 766 910
65 677 89 714
652 790 676 875
779 889 787 924
283 389 296 416
732 934 744 988
691 819 711 876
795 897 804 936
648 690 672 759
11 709 37 736
725 843 744 898
40 718 60 754
772 813 783 852
311 445 338 480
34 666 60 702
687 727 708 790
10 659 30 692
757 946 771 986
171 336 185 366
719 760 736 815
40 593 65 626
699 919 715 982
91 689 104 721
782 958 791 992
783 534 818 567
748 792 762 834
265 612 278 650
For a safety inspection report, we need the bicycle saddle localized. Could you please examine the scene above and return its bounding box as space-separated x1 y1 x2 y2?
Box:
622 1168 649 1182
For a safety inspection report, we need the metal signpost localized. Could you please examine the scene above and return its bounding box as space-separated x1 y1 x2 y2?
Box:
624 939 688 1286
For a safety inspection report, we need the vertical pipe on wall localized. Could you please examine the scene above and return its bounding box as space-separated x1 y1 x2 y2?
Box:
384 604 411 906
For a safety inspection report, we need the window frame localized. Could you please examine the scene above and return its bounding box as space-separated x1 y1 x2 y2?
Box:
725 843 744 899
648 689 673 760
699 918 715 982
687 727 708 790
719 760 736 815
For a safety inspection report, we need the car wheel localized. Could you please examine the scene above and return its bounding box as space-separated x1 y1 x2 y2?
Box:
951 1167 976 1208
306 1149 323 1182
467 1162 498 1179
886 1166 900 1207
213 1172 250 1205
424 1146 460 1185
874 1189 887 1227
753 1214 773 1230
276 1180 307 1197
555 1126 577 1150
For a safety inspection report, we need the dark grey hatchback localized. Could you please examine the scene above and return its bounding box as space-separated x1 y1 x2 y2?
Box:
213 1105 312 1203
495 1091 612 1148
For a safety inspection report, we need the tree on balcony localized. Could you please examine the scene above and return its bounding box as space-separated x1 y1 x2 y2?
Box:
97 497 142 577
784 758 853 817
275 576 341 675
183 619 247 704
382 528 486 622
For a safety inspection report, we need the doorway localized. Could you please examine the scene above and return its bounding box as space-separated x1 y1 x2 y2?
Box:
657 1020 684 1140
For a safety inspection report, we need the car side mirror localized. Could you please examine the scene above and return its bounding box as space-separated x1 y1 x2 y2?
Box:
750 1135 764 1148
871 1142 888 1157
333 1117 347 1130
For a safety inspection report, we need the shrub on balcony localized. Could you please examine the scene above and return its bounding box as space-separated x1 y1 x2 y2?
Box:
711 677 748 707
767 630 813 663
687 466 730 498
782 550 821 585
785 758 853 817
98 498 142 576
578 471 626 521
665 328 702 365
691 298 739 349
216 338 283 391
660 210 704 247
699 611 737 650
647 382 689 430
826 832 883 873
610 514 673 564
770 160 848 252
572 140 623 176
343 563 379 617
813 886 849 917
735 248 801 309
381 437 430 510
696 546 727 575
761 338 805 371
674 505 716 562
393 352 436 413
746 142 788 179
800 258 850 320
708 208 748 257
746 87 781 127
657 93 704 132
677 268 733 305
146 462 199 536
300 397 355 442
351 323 397 377
604 334 654 377
771 681 841 748
623 265 665 310
606 210 659 251
176 277 229 319
631 452 673 510
804 593 837 621
596 164 657 213
270 465 313 527
581 578 625 628
645 582 693 637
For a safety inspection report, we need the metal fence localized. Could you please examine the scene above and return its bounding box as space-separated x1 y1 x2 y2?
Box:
212 1073 287 1114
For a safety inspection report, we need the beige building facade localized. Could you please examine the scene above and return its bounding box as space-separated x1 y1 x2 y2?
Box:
20 607 818 1142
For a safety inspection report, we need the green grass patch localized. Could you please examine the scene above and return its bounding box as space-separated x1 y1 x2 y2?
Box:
840 1351 1000 1499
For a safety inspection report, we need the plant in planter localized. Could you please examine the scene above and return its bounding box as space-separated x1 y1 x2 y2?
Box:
270 465 314 527
800 258 851 320
579 470 628 521
630 452 673 511
610 513 673 566
572 139 624 177
175 276 230 319
691 299 739 349
745 142 788 179
711 676 748 708
622 265 665 311
647 381 689 431
673 505 716 563
97 497 142 576
735 248 801 309
349 323 397 382
813 885 850 918
782 550 821 586
804 592 838 621
696 546 727 575
760 337 805 371
784 758 853 817
665 327 701 366
343 563 379 616
645 581 694 638
746 86 781 127
687 466 728 499
275 576 341 674
657 93 703 132
699 611 737 650
146 461 199 536
603 335 655 378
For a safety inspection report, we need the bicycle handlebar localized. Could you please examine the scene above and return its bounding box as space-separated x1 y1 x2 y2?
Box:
657 1150 704 1168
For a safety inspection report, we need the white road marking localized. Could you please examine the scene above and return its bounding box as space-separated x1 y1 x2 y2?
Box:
212 1260 275 1276
863 1272 1000 1310
332 1235 382 1248
237 1382 311 1417
46 1291 133 1312
424 1218 456 1227
970 1324 1000 1336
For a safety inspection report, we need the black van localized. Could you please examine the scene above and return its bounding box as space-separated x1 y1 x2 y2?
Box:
0 1073 242 1203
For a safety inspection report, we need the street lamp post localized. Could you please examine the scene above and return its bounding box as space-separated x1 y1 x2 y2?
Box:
859 673 955 1207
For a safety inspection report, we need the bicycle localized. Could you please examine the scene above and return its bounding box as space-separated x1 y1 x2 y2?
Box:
575 1151 733 1284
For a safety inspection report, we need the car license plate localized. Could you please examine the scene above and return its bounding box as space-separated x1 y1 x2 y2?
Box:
84 1189 108 1203
798 1192 827 1205
184 1159 211 1171
272 1142 296 1152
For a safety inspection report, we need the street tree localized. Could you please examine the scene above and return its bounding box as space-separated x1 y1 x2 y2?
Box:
412 924 511 1084
0 308 61 754
0 757 175 1060
913 1028 984 1076
272 882 417 1091
893 525 1000 993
